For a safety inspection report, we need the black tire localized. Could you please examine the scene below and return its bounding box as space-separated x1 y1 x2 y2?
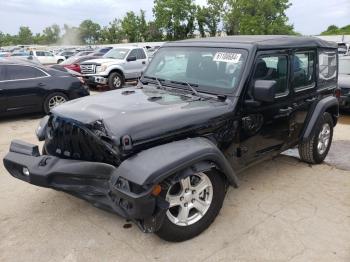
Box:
108 72 124 90
57 59 64 64
156 170 226 242
43 92 68 114
299 112 333 164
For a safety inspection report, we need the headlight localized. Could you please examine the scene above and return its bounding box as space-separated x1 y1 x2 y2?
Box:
36 115 50 141
96 65 107 73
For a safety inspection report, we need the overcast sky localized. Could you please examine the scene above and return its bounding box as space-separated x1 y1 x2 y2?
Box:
0 0 349 36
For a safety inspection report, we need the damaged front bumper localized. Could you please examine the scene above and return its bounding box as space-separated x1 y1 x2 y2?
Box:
3 140 168 233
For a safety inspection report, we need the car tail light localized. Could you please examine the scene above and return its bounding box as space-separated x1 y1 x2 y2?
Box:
335 88 341 99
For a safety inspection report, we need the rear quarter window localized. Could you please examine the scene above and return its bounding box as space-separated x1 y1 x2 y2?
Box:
318 49 337 89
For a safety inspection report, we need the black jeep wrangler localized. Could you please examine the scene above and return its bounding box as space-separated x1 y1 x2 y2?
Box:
3 36 339 242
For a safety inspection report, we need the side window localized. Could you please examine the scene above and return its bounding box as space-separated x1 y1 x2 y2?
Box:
4 65 47 80
128 49 138 60
318 49 337 88
36 51 45 56
45 52 53 57
137 49 146 59
253 55 289 96
293 51 316 90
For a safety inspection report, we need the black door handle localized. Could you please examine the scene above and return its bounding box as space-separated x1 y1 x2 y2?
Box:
38 83 45 87
142 61 146 65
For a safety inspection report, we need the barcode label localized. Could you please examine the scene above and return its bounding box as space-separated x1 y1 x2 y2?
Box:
213 52 241 63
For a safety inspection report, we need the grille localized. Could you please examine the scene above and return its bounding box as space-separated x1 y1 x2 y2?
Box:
80 64 96 74
45 116 121 166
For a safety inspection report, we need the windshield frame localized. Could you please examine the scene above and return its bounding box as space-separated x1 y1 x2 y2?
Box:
339 57 350 75
103 48 130 60
142 46 249 96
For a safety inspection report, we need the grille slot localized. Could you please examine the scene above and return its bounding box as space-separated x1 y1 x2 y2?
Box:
80 64 96 74
45 116 121 166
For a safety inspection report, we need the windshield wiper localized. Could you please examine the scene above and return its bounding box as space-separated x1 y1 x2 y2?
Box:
170 80 202 96
143 76 166 89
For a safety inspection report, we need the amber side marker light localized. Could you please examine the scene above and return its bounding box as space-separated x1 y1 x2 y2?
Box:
152 184 162 196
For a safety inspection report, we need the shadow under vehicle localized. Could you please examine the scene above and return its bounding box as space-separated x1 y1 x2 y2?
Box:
3 36 339 242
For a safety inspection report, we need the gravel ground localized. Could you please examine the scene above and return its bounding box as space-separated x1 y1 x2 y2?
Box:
0 105 349 262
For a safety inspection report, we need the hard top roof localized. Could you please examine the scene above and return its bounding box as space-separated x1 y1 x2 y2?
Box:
165 35 338 50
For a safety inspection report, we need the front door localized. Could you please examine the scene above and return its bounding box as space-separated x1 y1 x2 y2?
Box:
237 50 293 168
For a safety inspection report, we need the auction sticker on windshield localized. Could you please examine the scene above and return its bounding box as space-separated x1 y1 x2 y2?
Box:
213 52 241 63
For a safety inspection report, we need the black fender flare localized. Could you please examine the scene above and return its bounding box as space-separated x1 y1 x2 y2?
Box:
115 137 239 188
301 96 339 142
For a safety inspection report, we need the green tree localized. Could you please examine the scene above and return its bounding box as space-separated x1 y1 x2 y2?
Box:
17 26 33 44
100 19 124 44
144 21 163 41
42 24 61 44
197 0 225 37
224 0 295 35
321 24 350 35
121 11 140 42
153 0 196 40
79 20 101 44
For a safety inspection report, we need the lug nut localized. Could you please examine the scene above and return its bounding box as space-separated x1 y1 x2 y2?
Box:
191 199 195 203
184 203 188 207
180 197 184 201
192 190 196 194
185 189 189 193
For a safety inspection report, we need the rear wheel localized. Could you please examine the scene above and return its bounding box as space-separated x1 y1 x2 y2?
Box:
43 92 68 114
57 59 64 64
108 72 124 90
156 170 226 242
299 112 333 164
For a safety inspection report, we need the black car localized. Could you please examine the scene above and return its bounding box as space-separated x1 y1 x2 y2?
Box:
3 36 339 242
338 56 350 110
0 58 89 116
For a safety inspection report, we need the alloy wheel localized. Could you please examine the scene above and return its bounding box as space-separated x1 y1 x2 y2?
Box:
165 172 213 226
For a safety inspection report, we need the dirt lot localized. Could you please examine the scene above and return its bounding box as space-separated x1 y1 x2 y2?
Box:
0 109 350 262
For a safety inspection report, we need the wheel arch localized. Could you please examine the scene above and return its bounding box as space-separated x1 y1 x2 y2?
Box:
108 68 125 80
301 96 339 142
115 138 239 188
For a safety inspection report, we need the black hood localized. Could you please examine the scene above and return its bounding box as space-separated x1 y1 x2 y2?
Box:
51 87 231 145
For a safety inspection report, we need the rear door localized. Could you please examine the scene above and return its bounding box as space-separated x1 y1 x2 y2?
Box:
2 65 49 113
237 50 293 168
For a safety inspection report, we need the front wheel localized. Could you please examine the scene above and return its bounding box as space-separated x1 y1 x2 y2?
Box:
108 72 124 90
156 170 226 242
299 112 334 164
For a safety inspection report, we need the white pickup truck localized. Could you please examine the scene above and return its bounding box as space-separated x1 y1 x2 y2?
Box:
80 46 149 89
29 50 66 65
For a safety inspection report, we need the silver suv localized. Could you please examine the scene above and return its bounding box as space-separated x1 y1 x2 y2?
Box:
80 46 149 89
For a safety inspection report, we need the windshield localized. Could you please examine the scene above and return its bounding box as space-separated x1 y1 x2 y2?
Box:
339 58 350 75
143 47 247 94
103 48 129 59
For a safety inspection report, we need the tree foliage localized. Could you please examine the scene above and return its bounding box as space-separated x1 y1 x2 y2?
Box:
224 0 295 35
79 20 101 44
153 0 196 40
321 25 350 35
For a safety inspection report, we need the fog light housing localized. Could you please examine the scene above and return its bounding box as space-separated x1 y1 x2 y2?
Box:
22 167 30 176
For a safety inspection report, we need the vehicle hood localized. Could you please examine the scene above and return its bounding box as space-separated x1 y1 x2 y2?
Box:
81 58 123 66
339 74 350 89
51 87 231 145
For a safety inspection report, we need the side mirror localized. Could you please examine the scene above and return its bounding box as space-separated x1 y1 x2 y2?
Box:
253 80 276 103
127 56 137 62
